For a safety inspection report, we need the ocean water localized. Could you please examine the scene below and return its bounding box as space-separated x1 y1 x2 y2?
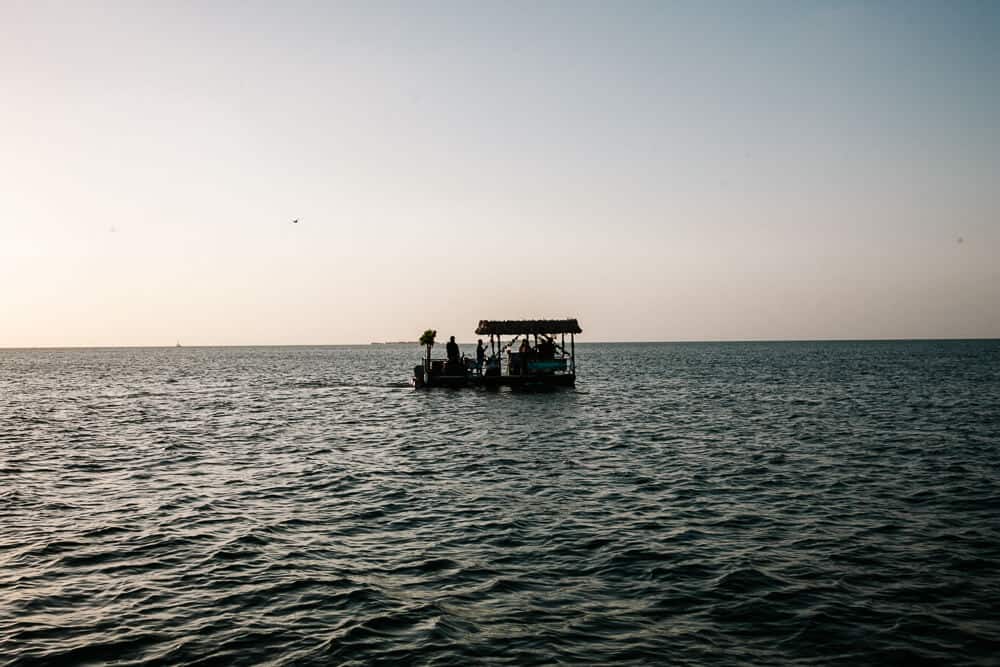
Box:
1 341 999 665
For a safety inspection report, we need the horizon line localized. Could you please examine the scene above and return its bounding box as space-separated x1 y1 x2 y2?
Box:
2 336 999 351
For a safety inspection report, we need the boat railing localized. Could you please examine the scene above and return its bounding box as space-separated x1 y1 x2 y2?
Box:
506 352 571 375
526 358 567 373
424 356 472 377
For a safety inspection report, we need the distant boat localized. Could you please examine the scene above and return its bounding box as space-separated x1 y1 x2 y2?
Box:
176 341 182 348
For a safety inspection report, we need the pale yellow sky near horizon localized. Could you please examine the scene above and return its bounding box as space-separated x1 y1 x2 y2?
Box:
3 2 998 347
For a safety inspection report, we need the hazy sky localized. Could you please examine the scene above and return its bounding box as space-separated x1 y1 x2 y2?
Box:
3 1 998 346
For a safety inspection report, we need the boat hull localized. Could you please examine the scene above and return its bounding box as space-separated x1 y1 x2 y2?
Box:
482 373 575 390
413 371 575 390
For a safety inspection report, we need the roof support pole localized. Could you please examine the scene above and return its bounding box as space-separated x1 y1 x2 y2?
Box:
570 333 575 374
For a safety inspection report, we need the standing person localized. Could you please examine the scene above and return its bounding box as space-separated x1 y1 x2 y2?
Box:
475 339 486 374
446 336 460 364
517 337 531 374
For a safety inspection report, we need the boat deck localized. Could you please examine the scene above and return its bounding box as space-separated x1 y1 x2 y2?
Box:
413 318 581 390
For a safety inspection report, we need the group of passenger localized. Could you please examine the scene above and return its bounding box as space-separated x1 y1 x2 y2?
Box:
517 337 556 360
445 336 489 374
509 336 558 375
445 335 557 376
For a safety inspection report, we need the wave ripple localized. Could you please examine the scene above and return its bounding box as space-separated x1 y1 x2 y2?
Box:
2 341 999 665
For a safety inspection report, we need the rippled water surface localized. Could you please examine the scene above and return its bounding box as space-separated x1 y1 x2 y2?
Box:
2 341 999 665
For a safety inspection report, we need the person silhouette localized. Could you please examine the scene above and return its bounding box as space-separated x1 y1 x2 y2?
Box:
517 337 531 374
446 336 460 364
476 339 486 374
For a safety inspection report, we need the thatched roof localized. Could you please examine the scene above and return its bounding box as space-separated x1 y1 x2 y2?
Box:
475 319 582 335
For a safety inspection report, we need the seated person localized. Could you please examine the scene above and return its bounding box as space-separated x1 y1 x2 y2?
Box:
485 354 499 375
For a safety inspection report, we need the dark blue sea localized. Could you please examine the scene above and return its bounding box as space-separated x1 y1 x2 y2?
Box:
2 341 999 665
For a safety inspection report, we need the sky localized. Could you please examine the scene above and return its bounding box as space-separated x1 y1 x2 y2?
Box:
2 0 998 346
